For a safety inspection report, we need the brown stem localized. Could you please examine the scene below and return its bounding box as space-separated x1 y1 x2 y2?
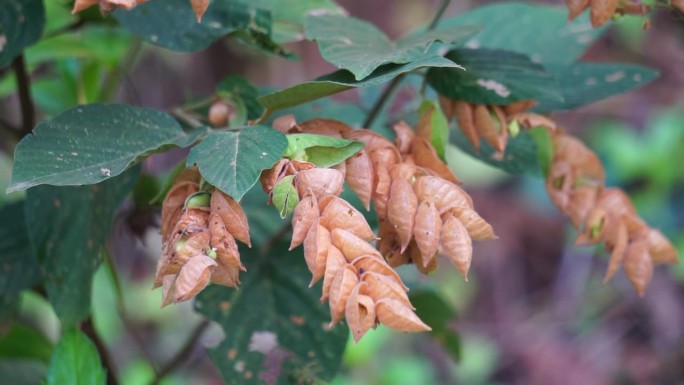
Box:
81 318 120 385
12 54 35 137
148 319 211 385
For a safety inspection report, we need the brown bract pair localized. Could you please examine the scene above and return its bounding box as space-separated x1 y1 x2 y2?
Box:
72 0 210 22
565 0 651 28
439 96 537 159
514 115 678 295
156 169 251 306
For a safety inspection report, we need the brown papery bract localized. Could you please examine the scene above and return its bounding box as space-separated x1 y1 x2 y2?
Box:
345 283 376 343
387 177 418 252
303 222 332 285
566 0 591 20
375 298 431 333
290 192 319 250
319 196 376 241
413 176 473 213
624 239 654 296
362 271 412 308
174 254 217 303
321 246 346 302
328 264 359 326
210 190 251 247
410 137 459 184
345 150 374 211
590 0 620 27
331 228 382 262
161 181 198 242
449 207 496 241
296 168 345 201
413 200 442 267
440 214 473 280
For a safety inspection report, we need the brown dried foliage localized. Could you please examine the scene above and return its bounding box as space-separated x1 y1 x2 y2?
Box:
564 0 652 28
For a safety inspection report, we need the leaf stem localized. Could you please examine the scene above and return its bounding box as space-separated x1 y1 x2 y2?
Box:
12 54 35 137
148 319 211 385
362 0 452 128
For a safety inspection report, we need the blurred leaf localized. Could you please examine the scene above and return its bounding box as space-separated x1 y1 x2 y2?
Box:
46 329 105 385
451 126 545 175
24 168 139 326
259 55 462 112
427 48 562 105
535 63 658 112
272 175 298 218
0 359 47 385
410 290 460 361
186 126 287 200
438 3 604 65
0 0 45 68
0 201 41 326
8 104 205 193
0 324 53 362
217 76 264 121
529 127 553 178
418 100 449 161
305 14 477 80
195 242 348 385
114 0 286 55
284 133 363 167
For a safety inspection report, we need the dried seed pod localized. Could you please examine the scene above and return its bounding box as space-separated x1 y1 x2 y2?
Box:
393 121 415 154
408 240 437 275
290 192 319 250
161 181 199 242
331 228 382 262
646 229 678 264
209 213 242 269
296 168 345 201
160 274 177 308
375 298 431 332
303 222 332 284
454 101 481 152
174 254 217 303
345 150 374 211
210 190 251 247
590 0 619 27
321 246 347 302
410 137 459 184
351 255 407 289
624 239 653 296
328 264 359 326
441 214 473 280
387 177 418 252
413 200 441 267
319 196 376 241
362 271 412 308
449 207 496 241
414 176 473 213
345 283 376 343
604 221 628 282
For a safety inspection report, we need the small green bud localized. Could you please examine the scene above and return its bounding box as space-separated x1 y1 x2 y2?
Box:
508 119 521 137
184 192 211 209
175 239 187 252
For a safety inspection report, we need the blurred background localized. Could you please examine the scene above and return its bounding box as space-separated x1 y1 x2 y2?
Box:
1 1 683 384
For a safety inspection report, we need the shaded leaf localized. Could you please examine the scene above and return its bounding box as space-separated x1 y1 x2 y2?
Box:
217 76 264 121
0 359 46 385
8 104 204 193
259 55 462 113
272 175 299 219
284 133 363 167
46 329 105 385
418 100 449 161
195 242 348 385
187 126 287 200
427 48 562 105
535 63 658 112
24 168 139 326
409 290 460 361
305 14 477 80
0 0 45 67
0 324 53 362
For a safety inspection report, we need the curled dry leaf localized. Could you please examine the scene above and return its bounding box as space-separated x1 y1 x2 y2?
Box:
290 193 319 250
345 283 376 343
321 246 346 302
331 228 382 262
210 190 251 247
441 214 473 280
209 213 242 270
375 298 431 333
174 254 217 303
328 264 359 326
345 150 374 211
319 196 376 241
387 177 418 252
624 240 653 296
413 200 441 267
296 168 345 201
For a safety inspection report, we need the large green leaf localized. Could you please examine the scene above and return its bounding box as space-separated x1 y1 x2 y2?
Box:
195 243 349 385
46 329 106 385
186 126 287 200
410 291 460 361
24 168 139 326
0 0 45 67
114 0 284 54
0 201 41 325
0 324 53 362
438 3 604 65
305 14 478 80
8 104 204 193
427 48 562 105
236 0 344 43
217 76 264 121
535 63 659 112
259 55 462 113
283 134 363 167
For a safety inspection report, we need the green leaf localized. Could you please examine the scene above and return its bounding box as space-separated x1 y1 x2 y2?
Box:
114 0 284 54
237 0 344 43
427 48 562 105
0 324 53 362
217 76 264 121
46 329 106 385
284 133 364 167
272 175 298 219
8 104 204 193
410 290 460 361
187 126 287 200
259 55 462 113
24 168 139 326
529 127 553 178
418 100 449 161
0 201 41 325
535 63 659 112
195 243 349 385
0 359 47 385
451 126 545 176
0 0 45 67
305 14 477 80
438 3 604 65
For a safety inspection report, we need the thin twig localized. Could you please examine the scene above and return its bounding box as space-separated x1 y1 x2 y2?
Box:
361 0 452 128
149 319 211 385
12 54 35 137
82 318 121 385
